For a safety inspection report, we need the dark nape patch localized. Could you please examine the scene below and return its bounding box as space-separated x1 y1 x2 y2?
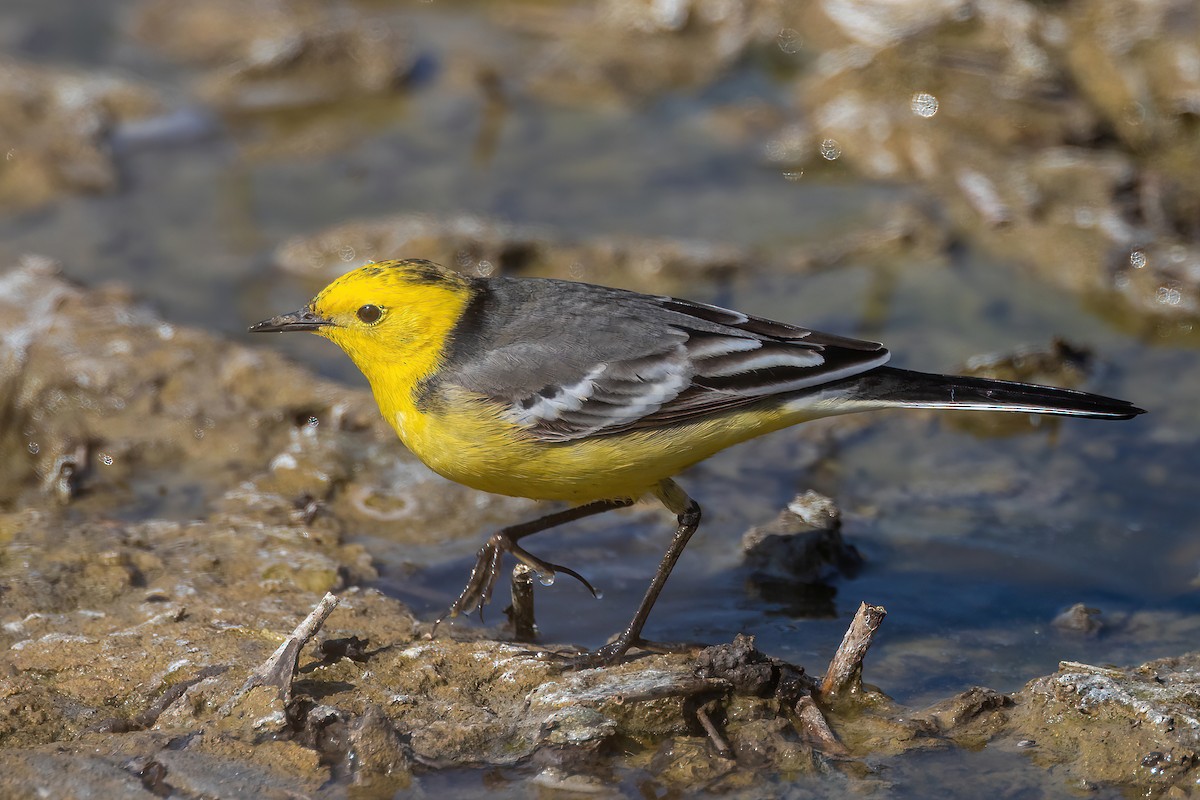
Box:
440 282 492 367
402 259 453 285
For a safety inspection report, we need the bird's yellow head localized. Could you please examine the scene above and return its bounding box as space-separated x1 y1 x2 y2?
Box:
250 259 474 387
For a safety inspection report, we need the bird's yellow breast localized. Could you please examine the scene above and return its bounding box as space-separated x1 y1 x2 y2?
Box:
385 384 800 503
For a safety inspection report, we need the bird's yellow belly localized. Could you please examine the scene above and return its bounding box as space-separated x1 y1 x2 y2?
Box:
389 399 801 503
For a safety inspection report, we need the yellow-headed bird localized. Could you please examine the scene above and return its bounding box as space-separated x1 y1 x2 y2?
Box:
251 259 1144 664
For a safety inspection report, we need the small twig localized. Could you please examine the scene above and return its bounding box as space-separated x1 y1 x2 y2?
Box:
695 702 733 759
222 592 340 711
508 563 537 642
794 695 850 757
819 601 886 700
609 676 732 705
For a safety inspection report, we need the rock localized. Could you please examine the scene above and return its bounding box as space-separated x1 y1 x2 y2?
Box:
1052 603 1105 638
695 634 791 698
1012 656 1200 790
0 62 159 208
516 0 799 106
150 744 327 799
130 0 416 111
0 751 157 799
741 492 861 615
913 686 1014 740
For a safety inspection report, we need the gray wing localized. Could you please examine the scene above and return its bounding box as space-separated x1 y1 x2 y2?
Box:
435 276 890 442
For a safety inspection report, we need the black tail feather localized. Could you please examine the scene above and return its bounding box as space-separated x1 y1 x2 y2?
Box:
846 366 1145 420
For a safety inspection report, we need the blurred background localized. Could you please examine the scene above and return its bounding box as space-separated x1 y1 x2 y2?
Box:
1 0 1197 796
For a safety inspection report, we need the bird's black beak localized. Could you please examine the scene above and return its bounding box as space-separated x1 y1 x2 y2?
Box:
248 307 331 333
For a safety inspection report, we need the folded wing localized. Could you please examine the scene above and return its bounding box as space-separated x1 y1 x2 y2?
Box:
438 278 890 442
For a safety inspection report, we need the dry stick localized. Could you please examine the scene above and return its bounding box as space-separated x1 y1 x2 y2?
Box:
222 592 341 711
695 702 733 759
793 696 850 758
509 563 537 642
820 601 886 700
609 676 731 705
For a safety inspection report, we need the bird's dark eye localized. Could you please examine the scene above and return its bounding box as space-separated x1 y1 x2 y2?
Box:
356 304 382 324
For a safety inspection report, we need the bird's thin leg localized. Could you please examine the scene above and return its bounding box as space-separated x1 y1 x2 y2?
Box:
577 479 701 667
435 498 634 629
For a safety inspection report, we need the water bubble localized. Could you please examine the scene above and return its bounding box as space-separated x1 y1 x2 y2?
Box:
100 453 114 466
337 245 356 262
1156 285 1182 306
193 428 206 440
777 28 802 54
307 415 319 428
476 259 495 277
782 171 804 181
593 589 604 600
1129 250 1147 269
107 339 132 356
537 571 556 587
27 442 39 455
819 138 842 161
911 91 939 118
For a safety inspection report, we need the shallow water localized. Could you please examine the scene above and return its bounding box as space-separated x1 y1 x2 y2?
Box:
1 0 1196 796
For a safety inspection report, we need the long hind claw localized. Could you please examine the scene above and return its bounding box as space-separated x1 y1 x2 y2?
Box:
540 561 598 598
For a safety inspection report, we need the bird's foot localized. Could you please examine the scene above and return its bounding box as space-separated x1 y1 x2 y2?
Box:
432 532 598 633
562 636 706 670
560 635 648 670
